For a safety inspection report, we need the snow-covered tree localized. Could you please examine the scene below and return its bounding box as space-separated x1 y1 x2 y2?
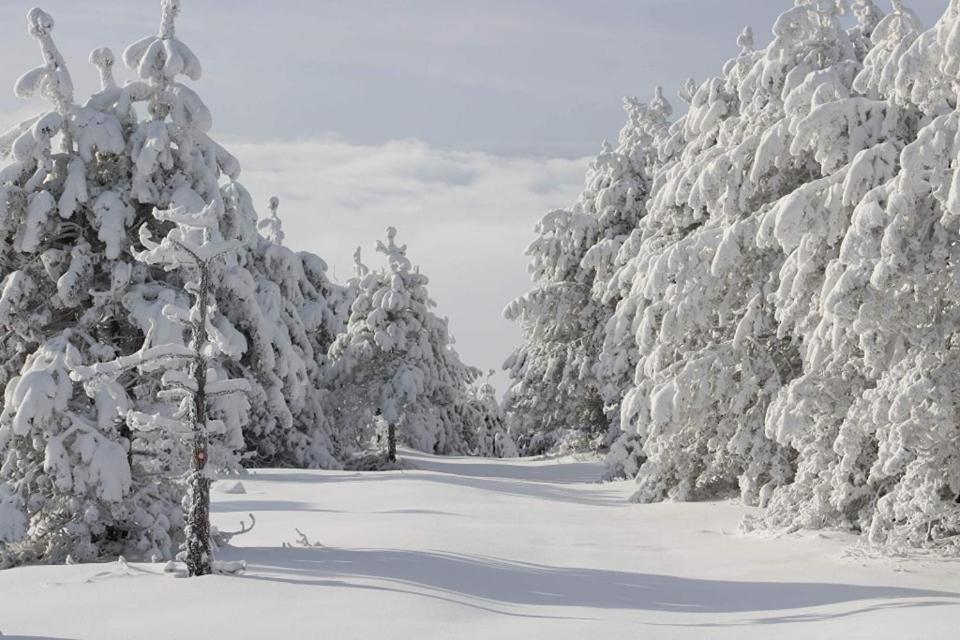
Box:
504 88 673 457
72 197 252 577
580 0 960 549
596 1 895 504
465 373 517 459
326 228 481 461
258 196 284 246
502 208 605 455
0 0 349 565
105 0 351 472
752 0 960 548
245 194 350 468
0 8 176 566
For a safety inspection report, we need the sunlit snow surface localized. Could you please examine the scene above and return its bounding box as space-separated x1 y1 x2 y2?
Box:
1 451 958 639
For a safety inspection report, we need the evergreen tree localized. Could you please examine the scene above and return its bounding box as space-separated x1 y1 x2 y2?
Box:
73 190 251 577
585 0 960 548
0 0 349 565
0 8 178 565
504 88 673 456
246 195 349 468
598 1 883 503
465 372 518 458
753 0 960 547
326 228 481 461
502 206 605 455
257 196 285 246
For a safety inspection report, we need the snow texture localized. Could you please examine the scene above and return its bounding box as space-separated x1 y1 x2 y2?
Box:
1 452 958 639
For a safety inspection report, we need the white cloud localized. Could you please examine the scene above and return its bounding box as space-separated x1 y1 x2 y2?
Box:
224 137 590 390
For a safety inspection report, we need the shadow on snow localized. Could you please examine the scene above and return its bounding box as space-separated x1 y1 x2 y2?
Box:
223 545 959 622
212 500 462 517
1 636 80 640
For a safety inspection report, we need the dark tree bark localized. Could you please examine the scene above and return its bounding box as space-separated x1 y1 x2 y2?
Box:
186 263 212 577
387 422 397 463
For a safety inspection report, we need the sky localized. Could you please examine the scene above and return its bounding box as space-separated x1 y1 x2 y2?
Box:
0 0 950 390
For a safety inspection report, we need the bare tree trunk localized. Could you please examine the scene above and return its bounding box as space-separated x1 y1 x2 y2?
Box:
186 263 212 577
387 422 397 463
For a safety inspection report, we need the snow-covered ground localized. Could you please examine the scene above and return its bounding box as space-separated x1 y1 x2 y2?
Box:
1 451 958 639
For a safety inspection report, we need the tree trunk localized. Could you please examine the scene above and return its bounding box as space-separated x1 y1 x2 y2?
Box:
387 422 397 463
186 263 212 577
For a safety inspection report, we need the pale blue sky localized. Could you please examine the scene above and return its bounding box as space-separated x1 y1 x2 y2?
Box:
0 1 950 386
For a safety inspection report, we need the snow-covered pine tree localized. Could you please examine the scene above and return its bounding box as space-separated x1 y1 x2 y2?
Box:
465 372 518 458
591 89 674 404
72 191 251 577
753 0 960 548
504 88 673 457
583 89 676 477
113 0 349 470
0 0 349 565
0 8 178 566
502 206 602 456
246 195 350 468
595 0 897 504
258 196 284 246
326 228 481 462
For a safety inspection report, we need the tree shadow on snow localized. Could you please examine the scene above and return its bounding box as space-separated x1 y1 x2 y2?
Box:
212 499 461 517
225 546 960 623
2 636 79 639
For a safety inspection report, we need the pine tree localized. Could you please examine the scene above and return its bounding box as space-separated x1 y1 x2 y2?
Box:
465 372 518 458
504 86 674 458
0 0 349 565
258 196 285 246
326 228 481 461
0 8 178 566
753 0 960 547
245 194 350 468
596 1 885 504
73 200 251 576
502 206 605 455
585 0 960 547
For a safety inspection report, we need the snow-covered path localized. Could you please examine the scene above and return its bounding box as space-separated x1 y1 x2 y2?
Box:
2 451 959 639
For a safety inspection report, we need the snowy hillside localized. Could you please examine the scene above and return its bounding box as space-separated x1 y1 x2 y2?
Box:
1 451 958 640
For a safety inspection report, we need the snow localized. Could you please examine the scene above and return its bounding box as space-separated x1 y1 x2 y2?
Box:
0 487 25 543
1 451 958 639
215 480 246 495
